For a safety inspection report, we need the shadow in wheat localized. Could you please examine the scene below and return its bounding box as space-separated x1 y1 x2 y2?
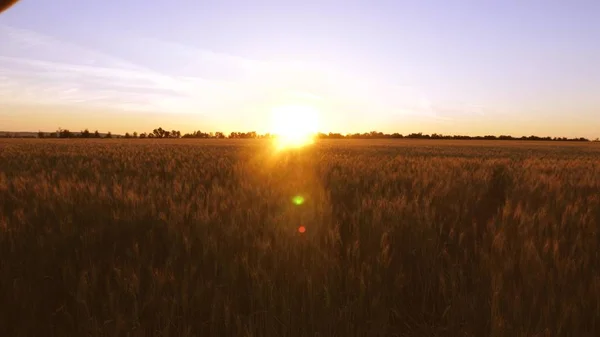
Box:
461 163 513 335
324 157 514 335
475 165 512 229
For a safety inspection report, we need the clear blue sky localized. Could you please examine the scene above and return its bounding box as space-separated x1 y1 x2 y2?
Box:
1 0 599 137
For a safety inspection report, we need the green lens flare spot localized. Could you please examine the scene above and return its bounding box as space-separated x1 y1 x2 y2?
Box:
292 195 305 206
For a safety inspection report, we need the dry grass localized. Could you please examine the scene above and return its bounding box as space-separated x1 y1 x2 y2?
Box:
1 139 599 336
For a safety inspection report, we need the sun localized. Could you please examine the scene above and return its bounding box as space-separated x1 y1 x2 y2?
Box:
269 105 320 150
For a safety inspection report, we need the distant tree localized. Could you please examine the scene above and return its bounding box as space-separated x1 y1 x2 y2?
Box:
124 132 131 138
37 131 45 138
80 129 91 138
407 132 424 139
139 132 147 138
105 131 112 139
133 132 138 138
93 130 101 138
58 128 72 138
153 127 167 138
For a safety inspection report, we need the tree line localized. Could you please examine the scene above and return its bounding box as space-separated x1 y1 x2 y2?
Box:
34 128 269 139
319 131 591 142
1 127 593 142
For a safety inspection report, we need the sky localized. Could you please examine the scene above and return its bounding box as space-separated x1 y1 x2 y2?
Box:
0 0 599 138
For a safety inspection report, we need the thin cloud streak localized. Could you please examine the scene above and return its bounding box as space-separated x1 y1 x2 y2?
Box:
0 24 486 131
0 25 231 114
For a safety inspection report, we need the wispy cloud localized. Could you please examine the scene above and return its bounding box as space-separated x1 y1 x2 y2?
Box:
0 24 487 131
0 25 248 114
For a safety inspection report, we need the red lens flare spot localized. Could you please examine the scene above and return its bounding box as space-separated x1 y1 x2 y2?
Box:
298 226 306 234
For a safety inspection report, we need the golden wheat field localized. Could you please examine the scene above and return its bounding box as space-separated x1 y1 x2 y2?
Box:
1 138 599 337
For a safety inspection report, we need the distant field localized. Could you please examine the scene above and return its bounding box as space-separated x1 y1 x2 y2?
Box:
1 139 599 336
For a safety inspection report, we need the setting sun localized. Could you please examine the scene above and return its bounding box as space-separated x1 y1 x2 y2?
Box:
269 105 320 149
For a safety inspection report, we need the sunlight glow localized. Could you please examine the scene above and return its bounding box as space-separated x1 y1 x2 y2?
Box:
270 105 320 150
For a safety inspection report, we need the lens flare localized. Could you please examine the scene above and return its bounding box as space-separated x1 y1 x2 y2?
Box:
292 195 305 205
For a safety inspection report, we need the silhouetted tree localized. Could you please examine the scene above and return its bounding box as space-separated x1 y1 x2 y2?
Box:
93 130 101 138
105 131 112 139
183 130 210 138
153 127 168 138
58 128 72 138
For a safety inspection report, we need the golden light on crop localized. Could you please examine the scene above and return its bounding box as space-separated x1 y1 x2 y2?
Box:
269 105 320 150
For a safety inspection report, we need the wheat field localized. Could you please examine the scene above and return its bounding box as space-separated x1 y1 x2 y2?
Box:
1 139 599 337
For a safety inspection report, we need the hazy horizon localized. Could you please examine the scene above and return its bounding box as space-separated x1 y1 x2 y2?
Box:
1 1 599 138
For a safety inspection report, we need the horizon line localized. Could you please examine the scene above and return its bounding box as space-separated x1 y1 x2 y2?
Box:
0 129 595 141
